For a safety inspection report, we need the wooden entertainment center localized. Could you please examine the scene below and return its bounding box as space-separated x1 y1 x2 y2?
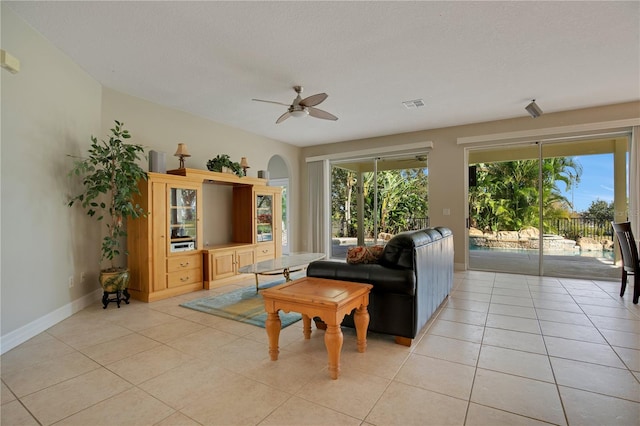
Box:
127 168 282 302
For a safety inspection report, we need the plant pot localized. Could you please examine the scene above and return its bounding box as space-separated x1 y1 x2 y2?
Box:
99 268 129 292
100 268 131 309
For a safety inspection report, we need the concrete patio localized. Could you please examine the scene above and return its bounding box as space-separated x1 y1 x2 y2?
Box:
469 248 621 281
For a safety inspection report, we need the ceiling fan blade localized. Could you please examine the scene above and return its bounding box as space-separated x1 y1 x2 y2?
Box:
300 93 328 107
276 111 292 124
307 106 338 121
252 99 291 107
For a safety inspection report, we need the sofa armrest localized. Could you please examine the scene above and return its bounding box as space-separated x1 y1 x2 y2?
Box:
306 260 416 295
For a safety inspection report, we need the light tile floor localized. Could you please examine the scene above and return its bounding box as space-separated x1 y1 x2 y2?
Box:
2 271 639 425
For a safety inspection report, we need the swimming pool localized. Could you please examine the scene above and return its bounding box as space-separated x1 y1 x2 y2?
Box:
469 245 615 261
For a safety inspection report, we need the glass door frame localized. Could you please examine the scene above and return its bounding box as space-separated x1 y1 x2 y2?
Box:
466 141 543 275
465 134 629 278
329 153 429 260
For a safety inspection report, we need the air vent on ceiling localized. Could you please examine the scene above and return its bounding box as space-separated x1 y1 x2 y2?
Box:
402 99 425 109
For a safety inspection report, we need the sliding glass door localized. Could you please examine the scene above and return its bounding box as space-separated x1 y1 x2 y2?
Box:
468 136 627 279
539 140 624 279
330 155 429 260
468 143 541 275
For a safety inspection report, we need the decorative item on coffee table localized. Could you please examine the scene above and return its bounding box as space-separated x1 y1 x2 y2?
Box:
68 120 147 308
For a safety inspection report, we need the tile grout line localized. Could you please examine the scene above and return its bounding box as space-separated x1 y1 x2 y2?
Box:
461 273 493 425
533 278 570 426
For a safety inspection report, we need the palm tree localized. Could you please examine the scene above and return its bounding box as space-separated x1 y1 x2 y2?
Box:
469 157 581 232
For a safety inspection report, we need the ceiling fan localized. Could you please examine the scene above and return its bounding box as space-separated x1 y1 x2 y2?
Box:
252 86 338 124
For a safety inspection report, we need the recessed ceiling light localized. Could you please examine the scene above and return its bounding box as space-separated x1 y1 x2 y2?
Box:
402 99 425 109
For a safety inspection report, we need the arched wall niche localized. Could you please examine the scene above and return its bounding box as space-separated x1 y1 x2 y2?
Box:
267 155 291 254
267 155 289 179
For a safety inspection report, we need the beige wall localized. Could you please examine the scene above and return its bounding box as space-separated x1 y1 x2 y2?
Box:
101 88 302 255
300 101 640 268
1 5 103 339
0 7 302 351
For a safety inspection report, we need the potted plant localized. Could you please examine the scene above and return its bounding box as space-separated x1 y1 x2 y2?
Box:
206 154 243 177
68 120 147 308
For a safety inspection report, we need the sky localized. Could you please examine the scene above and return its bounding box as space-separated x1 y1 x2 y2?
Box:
558 153 615 213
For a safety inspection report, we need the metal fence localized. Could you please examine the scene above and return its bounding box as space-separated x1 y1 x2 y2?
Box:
407 217 430 230
552 218 613 242
332 216 430 238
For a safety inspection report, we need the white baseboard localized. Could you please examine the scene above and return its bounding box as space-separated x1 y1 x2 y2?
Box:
1 288 103 355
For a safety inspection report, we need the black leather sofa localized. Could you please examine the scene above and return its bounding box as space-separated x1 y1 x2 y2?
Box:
306 227 453 346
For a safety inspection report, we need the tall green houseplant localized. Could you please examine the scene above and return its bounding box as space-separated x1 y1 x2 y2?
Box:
68 120 147 306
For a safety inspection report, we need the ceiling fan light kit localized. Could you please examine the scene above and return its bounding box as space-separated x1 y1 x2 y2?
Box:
253 86 338 124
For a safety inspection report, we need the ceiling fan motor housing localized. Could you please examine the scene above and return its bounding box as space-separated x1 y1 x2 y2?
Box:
253 85 338 123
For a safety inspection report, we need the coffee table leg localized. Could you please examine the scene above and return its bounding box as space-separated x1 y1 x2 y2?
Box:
354 304 370 353
302 314 312 339
265 311 281 361
255 274 260 292
324 323 343 380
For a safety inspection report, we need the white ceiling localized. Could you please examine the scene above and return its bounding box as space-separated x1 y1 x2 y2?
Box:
7 1 640 147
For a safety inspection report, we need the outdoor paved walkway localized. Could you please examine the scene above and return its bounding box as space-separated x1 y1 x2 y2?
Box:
469 249 620 281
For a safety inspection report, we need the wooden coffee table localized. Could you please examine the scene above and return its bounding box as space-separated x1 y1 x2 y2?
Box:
261 276 373 379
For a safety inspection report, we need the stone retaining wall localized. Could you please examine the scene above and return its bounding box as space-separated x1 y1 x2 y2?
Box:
469 227 614 252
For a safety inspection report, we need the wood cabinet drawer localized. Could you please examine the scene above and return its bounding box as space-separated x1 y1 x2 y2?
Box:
255 243 274 260
167 268 202 288
167 254 202 272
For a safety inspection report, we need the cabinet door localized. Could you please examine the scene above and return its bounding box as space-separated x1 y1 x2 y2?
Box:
211 249 236 280
255 193 274 243
236 247 256 271
168 184 199 250
152 182 168 292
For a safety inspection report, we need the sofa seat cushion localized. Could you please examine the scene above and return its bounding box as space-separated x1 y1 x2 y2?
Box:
306 261 416 295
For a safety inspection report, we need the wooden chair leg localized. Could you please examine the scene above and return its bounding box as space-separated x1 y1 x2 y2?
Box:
620 270 627 297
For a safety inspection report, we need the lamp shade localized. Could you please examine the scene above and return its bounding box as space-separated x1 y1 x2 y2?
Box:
240 157 250 169
174 143 191 158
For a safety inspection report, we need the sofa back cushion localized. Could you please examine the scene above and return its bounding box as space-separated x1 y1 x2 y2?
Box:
379 228 446 269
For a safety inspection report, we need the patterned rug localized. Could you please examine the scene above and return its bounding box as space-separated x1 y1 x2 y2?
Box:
180 277 302 328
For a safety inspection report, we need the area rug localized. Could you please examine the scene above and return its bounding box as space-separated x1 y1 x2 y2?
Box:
180 278 302 329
